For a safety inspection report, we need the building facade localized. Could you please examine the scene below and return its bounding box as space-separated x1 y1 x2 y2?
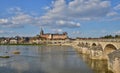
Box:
40 28 68 40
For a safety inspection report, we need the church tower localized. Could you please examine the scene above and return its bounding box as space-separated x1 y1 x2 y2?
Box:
40 28 44 35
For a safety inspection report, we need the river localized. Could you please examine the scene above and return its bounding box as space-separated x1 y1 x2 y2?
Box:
0 45 112 73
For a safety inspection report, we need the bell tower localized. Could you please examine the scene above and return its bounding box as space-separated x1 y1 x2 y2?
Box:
40 28 44 35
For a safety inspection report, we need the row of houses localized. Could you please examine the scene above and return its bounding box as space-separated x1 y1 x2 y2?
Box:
0 36 72 44
0 36 31 44
0 28 69 44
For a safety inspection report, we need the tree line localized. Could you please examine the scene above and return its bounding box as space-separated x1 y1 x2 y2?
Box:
101 35 120 39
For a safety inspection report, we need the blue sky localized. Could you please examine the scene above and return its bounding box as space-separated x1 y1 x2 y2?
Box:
0 0 120 38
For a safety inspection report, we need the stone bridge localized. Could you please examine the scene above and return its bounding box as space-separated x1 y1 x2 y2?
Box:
46 39 120 72
42 39 120 60
72 39 120 60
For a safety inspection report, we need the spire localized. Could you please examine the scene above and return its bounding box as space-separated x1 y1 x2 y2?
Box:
40 28 44 35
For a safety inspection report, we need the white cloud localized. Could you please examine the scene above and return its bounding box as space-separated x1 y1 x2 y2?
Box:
11 14 33 25
72 31 81 34
107 11 118 17
0 19 8 24
100 1 110 8
0 14 33 28
36 0 111 28
0 30 4 34
0 5 81 28
114 4 120 10
105 17 120 21
56 20 80 27
9 7 21 11
37 0 112 28
0 0 119 29
52 29 63 33
7 7 23 14
67 0 110 19
42 6 51 10
0 30 14 34
115 30 120 35
0 7 34 28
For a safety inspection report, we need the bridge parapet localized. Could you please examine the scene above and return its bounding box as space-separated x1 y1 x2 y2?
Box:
76 38 120 42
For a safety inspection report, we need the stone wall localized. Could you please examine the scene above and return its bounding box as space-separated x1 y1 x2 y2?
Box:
108 49 120 73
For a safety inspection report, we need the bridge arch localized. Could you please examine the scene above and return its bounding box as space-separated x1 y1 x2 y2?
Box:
103 44 117 59
92 43 97 46
86 42 89 45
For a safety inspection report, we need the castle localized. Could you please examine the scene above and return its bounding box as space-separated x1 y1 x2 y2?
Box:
40 28 68 40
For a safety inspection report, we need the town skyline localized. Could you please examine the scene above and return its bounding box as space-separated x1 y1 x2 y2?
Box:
0 0 120 38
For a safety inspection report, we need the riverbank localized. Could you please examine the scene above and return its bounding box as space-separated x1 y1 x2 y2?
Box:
0 44 46 46
0 43 71 46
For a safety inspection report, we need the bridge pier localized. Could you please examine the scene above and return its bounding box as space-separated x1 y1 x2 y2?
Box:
75 43 109 60
89 50 103 60
76 47 90 54
88 44 108 60
75 43 90 54
108 49 120 73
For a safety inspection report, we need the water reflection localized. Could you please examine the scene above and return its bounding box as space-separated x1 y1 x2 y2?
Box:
78 54 113 73
0 45 111 73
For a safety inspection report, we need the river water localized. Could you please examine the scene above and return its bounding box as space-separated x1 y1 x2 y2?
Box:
0 45 112 73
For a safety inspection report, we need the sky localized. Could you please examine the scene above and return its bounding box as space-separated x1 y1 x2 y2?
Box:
0 0 120 38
